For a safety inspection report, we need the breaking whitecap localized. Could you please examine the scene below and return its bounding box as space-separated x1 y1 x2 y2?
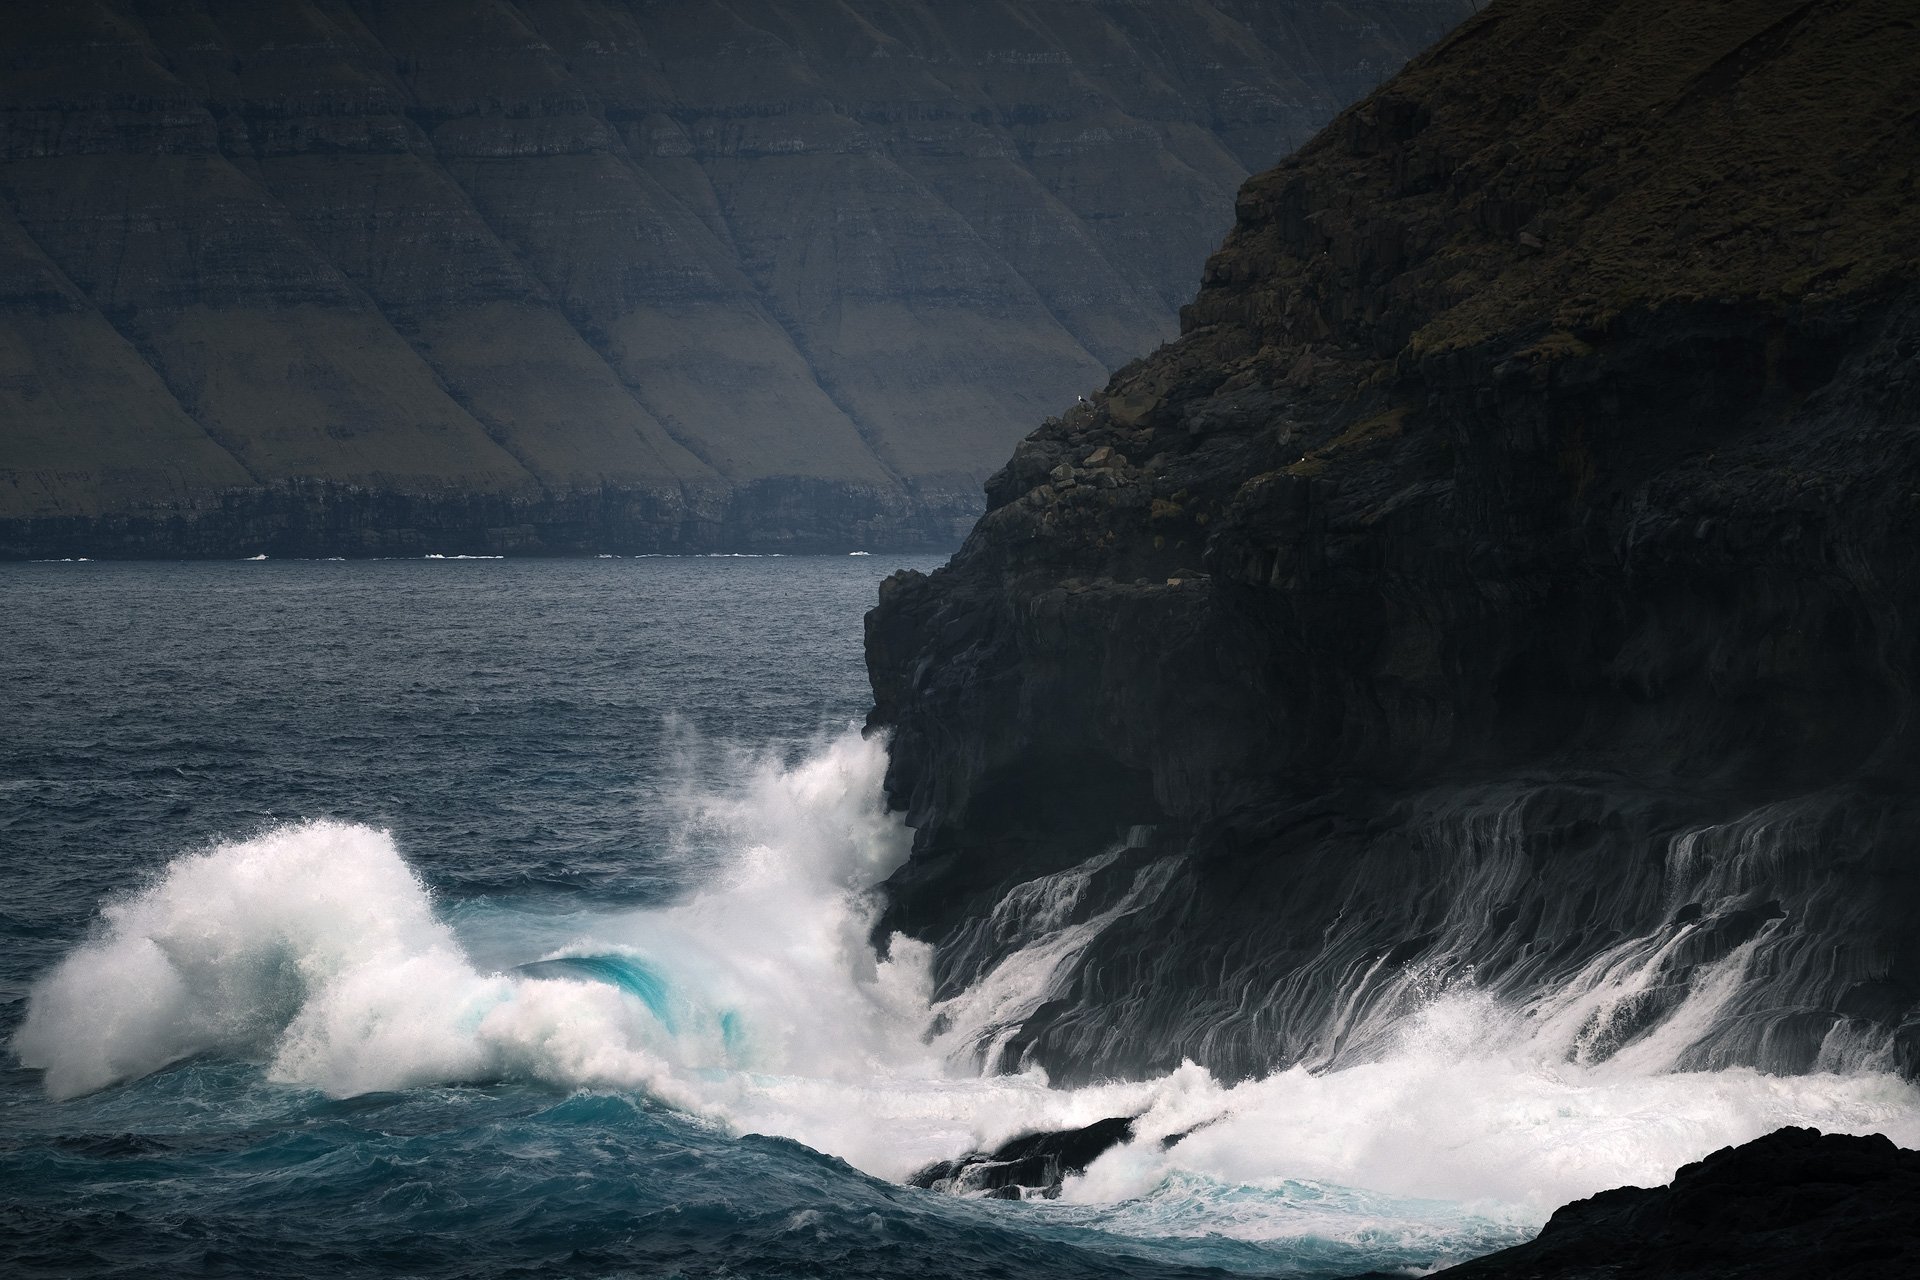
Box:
15 729 1920 1256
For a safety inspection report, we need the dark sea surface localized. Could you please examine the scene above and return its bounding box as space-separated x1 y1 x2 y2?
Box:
5 558 1915 1280
0 558 1286 1279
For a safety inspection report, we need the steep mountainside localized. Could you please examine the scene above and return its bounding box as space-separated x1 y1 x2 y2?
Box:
0 0 1468 557
867 0 1920 1083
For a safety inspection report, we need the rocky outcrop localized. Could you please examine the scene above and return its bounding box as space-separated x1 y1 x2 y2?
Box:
1425 1128 1920 1279
866 0 1920 1083
0 0 1470 557
908 1116 1136 1201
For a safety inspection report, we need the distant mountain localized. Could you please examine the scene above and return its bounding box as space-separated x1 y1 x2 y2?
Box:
0 0 1469 557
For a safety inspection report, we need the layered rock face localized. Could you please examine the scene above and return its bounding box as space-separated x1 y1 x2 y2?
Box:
867 0 1920 1083
0 0 1468 557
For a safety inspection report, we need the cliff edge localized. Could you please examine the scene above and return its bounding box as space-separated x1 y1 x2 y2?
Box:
867 0 1920 1083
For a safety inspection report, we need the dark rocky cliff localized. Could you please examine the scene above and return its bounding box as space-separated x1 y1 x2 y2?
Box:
0 0 1469 557
866 0 1920 1083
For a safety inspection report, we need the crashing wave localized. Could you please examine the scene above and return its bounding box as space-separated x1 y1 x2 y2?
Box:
14 730 1920 1237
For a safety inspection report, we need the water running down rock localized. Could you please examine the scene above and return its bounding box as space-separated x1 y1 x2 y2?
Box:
860 0 1920 1268
865 0 1920 1090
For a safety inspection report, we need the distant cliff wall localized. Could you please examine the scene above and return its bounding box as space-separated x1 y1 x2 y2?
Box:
0 0 1469 556
867 0 1920 1083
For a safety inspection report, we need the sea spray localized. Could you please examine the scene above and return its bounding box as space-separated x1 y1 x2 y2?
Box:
10 820 695 1105
625 725 933 1076
12 730 917 1105
1059 1000 1920 1225
14 728 1920 1247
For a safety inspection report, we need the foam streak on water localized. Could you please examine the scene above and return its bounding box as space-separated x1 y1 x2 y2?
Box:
14 729 1920 1262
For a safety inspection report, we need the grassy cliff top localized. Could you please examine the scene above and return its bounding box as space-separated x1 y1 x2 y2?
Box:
1186 0 1920 360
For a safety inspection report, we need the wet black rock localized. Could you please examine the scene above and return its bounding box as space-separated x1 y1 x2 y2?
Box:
909 1116 1136 1200
865 0 1920 1085
1426 1127 1920 1280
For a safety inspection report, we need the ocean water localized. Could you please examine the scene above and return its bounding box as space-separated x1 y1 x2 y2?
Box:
4 558 1918 1280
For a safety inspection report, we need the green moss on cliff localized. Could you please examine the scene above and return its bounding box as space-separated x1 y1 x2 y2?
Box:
1189 0 1920 364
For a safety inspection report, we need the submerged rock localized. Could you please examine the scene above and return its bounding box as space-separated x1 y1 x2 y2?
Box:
910 1117 1136 1201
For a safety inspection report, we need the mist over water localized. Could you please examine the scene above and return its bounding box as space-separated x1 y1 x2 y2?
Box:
4 558 1918 1278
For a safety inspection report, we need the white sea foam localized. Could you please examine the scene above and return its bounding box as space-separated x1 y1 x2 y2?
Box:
10 820 690 1104
1058 1015 1920 1223
15 729 1920 1245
